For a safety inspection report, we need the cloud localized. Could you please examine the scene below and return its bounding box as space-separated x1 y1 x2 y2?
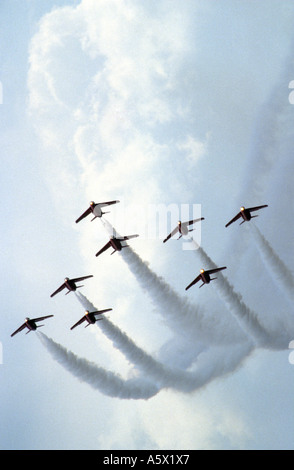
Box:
27 0 207 212
177 134 208 167
26 0 294 451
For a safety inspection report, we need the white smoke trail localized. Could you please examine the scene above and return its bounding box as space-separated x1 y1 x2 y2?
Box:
100 216 247 345
37 332 159 400
75 293 253 392
190 240 286 349
75 292 201 392
250 223 294 328
250 224 294 300
120 245 247 346
37 305 254 397
225 40 294 273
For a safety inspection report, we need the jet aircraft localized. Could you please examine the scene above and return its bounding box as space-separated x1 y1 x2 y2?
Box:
70 308 112 330
163 218 205 243
185 267 227 290
11 315 54 337
95 235 139 257
75 200 120 223
225 205 268 227
50 275 93 297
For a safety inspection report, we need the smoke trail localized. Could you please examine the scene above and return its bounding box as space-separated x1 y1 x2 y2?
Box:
75 292 202 392
225 40 294 273
37 332 159 400
250 224 294 300
190 240 286 349
246 35 294 200
101 218 233 343
37 306 254 397
76 293 253 392
120 245 247 346
250 224 294 327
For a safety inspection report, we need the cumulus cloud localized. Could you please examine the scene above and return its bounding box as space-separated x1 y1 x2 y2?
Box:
27 0 294 451
27 0 206 210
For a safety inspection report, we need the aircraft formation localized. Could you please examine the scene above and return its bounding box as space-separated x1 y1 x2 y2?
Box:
11 201 268 337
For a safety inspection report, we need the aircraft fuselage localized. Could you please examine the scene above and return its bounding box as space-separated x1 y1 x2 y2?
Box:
200 271 211 284
25 318 38 331
110 237 123 252
85 312 96 324
178 221 189 236
64 278 78 292
91 203 103 218
240 208 252 222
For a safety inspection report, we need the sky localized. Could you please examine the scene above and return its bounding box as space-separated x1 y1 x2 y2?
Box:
1 0 294 450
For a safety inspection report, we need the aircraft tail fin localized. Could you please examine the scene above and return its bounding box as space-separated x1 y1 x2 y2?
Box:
91 216 98 222
239 220 246 225
199 282 205 288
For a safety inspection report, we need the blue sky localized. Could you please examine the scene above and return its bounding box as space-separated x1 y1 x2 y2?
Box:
1 0 294 450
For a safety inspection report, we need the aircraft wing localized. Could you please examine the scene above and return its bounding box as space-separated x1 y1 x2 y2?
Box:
186 217 205 226
98 200 120 208
33 315 54 323
75 207 92 224
93 308 112 317
71 275 94 283
185 274 201 291
95 241 112 257
118 235 139 241
225 212 242 227
248 204 268 213
50 283 66 298
206 267 227 275
11 323 27 337
163 226 179 243
70 316 87 330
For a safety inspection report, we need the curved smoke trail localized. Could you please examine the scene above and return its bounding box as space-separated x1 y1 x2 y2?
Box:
75 293 254 392
75 292 203 392
190 240 287 349
100 216 247 345
37 331 159 400
250 223 294 301
249 223 294 330
120 245 247 346
225 39 294 274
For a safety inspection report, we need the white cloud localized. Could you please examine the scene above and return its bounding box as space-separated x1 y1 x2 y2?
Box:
138 390 252 450
177 134 208 166
25 0 294 451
